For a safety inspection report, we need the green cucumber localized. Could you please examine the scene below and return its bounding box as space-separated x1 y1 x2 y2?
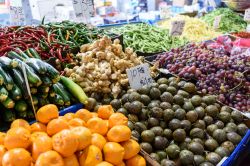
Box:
0 66 14 90
41 76 52 87
0 86 8 102
29 48 41 59
0 75 4 86
3 109 16 122
45 63 60 83
31 88 37 95
16 111 27 119
0 57 18 68
15 48 29 59
49 90 56 98
27 95 38 106
53 83 70 106
14 100 28 113
51 94 64 106
60 76 88 104
2 97 15 109
25 58 47 74
10 84 22 101
7 51 25 61
11 69 29 99
40 86 50 94
38 97 49 106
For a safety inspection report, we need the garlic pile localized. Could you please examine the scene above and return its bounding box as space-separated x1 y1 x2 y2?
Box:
64 36 145 98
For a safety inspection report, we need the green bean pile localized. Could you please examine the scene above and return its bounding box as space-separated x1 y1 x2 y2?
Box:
109 23 188 53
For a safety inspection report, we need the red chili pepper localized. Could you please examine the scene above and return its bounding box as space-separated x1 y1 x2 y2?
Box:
56 48 63 61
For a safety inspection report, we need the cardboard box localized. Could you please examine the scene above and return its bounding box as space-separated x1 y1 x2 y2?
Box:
172 0 188 7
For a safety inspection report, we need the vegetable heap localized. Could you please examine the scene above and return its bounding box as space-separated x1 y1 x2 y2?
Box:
65 36 155 98
0 104 145 166
0 51 88 125
201 8 247 33
158 15 221 42
109 23 188 53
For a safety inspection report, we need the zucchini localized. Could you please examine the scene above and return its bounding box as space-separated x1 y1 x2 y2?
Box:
41 93 48 99
0 57 18 68
15 48 29 59
0 66 14 90
41 76 52 87
11 69 29 99
14 100 28 113
16 111 27 119
53 83 70 106
27 95 38 106
25 58 47 74
50 94 64 106
38 97 50 106
39 86 50 94
10 84 22 101
0 86 8 102
29 48 41 59
0 75 4 86
45 63 60 83
3 109 16 122
49 90 56 98
27 109 35 119
60 76 88 104
2 97 15 109
7 51 25 61
16 59 42 87
30 88 37 95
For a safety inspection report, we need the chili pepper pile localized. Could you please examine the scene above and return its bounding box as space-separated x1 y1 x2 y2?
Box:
231 32 250 38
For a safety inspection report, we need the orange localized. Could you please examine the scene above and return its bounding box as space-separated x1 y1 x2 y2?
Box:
0 145 6 166
91 112 98 118
31 132 48 142
79 145 102 166
31 135 52 161
107 125 131 142
10 119 31 131
35 150 64 166
0 133 6 145
63 154 79 166
4 127 31 150
47 118 69 136
87 117 108 135
120 139 140 159
2 148 32 166
97 105 114 119
52 129 78 157
91 133 107 150
63 113 75 121
68 118 86 128
103 142 125 165
30 122 47 133
37 104 59 124
96 161 114 166
108 113 128 128
125 155 146 166
75 109 93 122
71 126 91 151
116 161 125 166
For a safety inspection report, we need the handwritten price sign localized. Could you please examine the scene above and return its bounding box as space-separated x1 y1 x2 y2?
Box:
213 15 222 29
170 20 185 36
126 63 153 90
72 0 94 23
244 8 250 21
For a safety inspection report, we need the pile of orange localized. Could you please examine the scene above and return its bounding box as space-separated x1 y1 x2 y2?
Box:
0 104 145 166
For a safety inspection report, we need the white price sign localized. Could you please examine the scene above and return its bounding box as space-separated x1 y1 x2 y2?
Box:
72 0 94 23
213 15 222 29
21 0 33 25
247 24 250 32
126 63 153 90
170 20 185 36
9 6 25 25
244 8 250 21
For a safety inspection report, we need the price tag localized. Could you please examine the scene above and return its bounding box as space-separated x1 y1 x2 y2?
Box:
21 0 33 25
245 9 250 21
9 6 25 25
72 0 94 23
170 20 185 36
247 24 250 32
126 63 153 90
213 15 221 29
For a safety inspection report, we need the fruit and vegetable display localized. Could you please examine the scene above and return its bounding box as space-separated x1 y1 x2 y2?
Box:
102 77 248 166
156 40 250 112
0 53 88 124
64 36 157 98
158 15 221 42
201 8 247 33
108 23 188 53
0 104 145 166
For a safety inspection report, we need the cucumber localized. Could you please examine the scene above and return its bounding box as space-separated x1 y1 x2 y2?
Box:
31 88 37 95
41 76 52 87
10 84 22 101
0 66 14 90
45 63 60 83
0 75 4 86
2 97 15 109
49 90 56 98
11 69 29 99
15 48 29 59
2 109 16 122
53 83 70 106
14 100 28 113
27 95 38 106
60 76 88 104
41 93 48 99
51 94 64 106
39 86 50 94
0 86 8 102
25 58 47 74
7 51 25 61
38 97 49 106
29 48 41 59
0 57 18 68
16 111 27 119
27 109 35 119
